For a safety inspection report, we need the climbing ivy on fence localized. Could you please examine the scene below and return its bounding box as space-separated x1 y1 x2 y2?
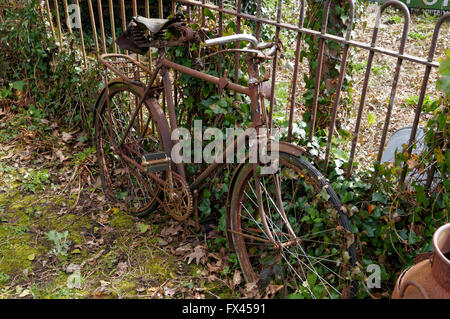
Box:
0 0 101 131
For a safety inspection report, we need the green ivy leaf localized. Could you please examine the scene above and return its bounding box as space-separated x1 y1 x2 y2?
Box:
372 192 387 204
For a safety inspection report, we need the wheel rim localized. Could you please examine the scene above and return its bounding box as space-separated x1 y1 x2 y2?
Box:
95 84 164 216
231 155 354 299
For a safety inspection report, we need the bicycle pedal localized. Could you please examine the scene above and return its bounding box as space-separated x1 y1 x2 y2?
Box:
142 152 168 173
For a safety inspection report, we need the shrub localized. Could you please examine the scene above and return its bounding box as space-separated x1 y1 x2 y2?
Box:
0 0 101 131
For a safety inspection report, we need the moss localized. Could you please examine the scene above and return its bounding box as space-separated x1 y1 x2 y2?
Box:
9 195 35 211
150 224 161 235
203 281 233 299
40 213 90 245
31 271 82 299
135 246 176 280
188 264 203 277
0 240 39 275
0 192 9 205
109 211 134 230
116 280 136 293
47 195 67 207
218 290 233 299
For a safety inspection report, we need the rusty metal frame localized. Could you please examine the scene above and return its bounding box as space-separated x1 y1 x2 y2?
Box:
42 0 449 187
97 22 282 195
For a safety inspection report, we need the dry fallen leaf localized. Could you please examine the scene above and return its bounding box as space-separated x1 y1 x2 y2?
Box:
264 284 284 299
62 132 73 143
244 281 261 298
232 270 242 288
147 286 163 298
92 290 110 299
18 289 31 298
116 261 128 277
54 149 65 162
157 238 169 246
173 243 191 256
0 151 14 161
185 245 207 265
207 262 221 273
163 286 176 297
161 224 183 237
407 157 418 170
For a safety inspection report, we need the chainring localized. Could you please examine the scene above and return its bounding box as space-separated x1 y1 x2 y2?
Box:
162 171 193 221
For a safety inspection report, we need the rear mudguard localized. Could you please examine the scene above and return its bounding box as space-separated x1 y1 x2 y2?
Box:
225 141 306 251
93 78 173 156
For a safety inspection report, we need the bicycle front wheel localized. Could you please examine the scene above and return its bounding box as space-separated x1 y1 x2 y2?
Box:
229 152 357 298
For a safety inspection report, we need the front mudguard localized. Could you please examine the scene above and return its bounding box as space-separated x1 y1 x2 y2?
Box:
225 141 306 251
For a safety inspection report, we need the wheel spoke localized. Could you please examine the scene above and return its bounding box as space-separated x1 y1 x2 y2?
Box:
95 84 164 216
231 156 355 299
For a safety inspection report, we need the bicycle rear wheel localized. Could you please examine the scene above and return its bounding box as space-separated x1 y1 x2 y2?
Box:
94 82 166 217
229 152 357 298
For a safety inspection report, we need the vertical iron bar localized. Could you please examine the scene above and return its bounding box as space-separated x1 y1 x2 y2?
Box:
376 4 410 165
234 0 242 88
145 0 150 18
62 0 72 34
132 0 137 16
425 165 437 190
132 0 140 63
120 0 127 55
202 0 206 27
400 13 450 186
323 0 355 170
308 0 331 141
88 0 99 52
159 0 163 18
97 0 107 54
287 0 306 142
75 0 87 66
218 0 224 95
268 0 283 133
109 0 117 53
145 0 153 70
53 0 63 45
44 0 56 41
255 0 262 41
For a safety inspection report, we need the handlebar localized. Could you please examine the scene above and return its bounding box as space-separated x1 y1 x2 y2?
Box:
205 34 258 48
205 34 278 59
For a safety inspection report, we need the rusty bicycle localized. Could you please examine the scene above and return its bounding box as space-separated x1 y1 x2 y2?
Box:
94 14 357 298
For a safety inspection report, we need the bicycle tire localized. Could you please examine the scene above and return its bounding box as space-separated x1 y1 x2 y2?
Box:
94 81 166 217
229 152 357 298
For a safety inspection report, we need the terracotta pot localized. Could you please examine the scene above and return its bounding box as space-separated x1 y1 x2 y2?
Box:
392 223 450 299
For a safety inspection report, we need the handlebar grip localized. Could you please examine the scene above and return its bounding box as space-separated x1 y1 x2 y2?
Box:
205 34 258 48
266 45 278 57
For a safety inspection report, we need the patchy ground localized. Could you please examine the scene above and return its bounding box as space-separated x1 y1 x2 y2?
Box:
0 106 260 299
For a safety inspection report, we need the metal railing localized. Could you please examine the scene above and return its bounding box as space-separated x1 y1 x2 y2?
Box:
41 0 449 187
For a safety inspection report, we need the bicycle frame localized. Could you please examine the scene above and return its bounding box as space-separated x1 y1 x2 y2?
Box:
100 44 268 189
99 46 306 185
159 52 265 190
